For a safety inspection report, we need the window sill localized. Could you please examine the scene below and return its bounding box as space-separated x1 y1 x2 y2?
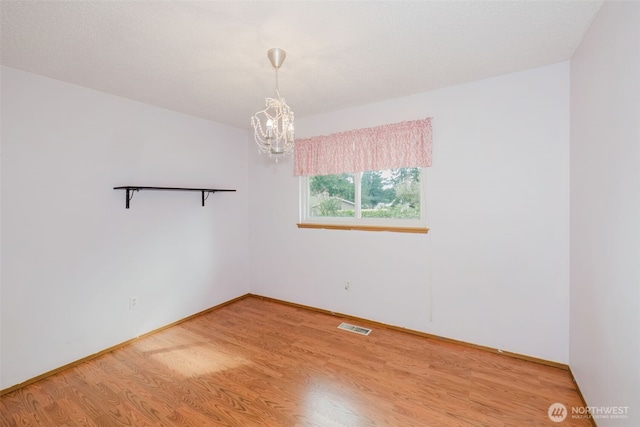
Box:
297 223 429 234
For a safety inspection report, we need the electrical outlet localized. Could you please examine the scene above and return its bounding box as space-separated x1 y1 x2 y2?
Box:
345 281 351 291
129 296 139 310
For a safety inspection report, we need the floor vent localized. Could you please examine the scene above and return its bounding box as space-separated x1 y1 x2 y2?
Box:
338 322 372 336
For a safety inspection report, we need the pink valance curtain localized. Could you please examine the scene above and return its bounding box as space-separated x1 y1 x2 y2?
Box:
293 117 432 176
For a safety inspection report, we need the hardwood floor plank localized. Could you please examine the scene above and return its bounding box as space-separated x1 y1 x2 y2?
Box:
1 296 592 426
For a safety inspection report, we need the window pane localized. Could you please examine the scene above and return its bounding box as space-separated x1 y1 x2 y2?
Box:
308 173 355 218
360 168 420 219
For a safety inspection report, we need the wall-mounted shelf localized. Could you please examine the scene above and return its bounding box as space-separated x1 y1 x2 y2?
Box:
113 186 236 209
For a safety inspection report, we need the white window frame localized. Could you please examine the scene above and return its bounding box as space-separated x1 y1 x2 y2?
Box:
298 168 428 232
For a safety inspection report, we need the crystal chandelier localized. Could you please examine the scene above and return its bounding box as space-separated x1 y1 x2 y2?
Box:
251 48 295 158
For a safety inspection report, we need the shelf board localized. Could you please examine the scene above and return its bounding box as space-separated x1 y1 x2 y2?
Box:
113 186 236 209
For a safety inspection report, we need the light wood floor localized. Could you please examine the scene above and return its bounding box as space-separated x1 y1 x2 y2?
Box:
1 296 591 426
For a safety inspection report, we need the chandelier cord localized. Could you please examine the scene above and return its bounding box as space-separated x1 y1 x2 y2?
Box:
274 67 280 98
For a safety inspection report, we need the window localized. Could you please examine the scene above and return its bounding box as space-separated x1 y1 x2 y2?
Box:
294 117 432 233
299 167 427 232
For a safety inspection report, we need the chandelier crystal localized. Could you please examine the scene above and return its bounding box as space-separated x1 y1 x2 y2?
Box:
251 48 295 158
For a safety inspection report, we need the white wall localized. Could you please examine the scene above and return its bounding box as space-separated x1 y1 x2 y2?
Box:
570 2 640 424
0 67 250 389
249 62 570 363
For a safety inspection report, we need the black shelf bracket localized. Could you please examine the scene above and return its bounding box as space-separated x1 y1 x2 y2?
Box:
125 188 138 209
113 186 236 209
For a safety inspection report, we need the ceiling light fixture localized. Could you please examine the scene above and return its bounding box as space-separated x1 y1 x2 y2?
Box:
251 48 295 159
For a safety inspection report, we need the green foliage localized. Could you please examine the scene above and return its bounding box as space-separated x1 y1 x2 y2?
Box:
310 174 354 202
361 171 394 208
318 197 341 216
334 210 354 217
394 177 420 208
361 205 420 219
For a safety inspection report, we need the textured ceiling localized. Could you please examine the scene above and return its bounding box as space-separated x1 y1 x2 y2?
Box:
1 1 603 130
